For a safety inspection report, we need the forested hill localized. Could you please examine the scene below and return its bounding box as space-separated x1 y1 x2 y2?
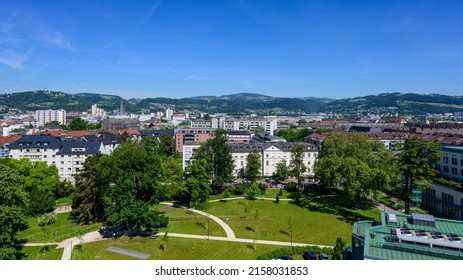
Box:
2 90 462 115
323 92 463 115
0 91 331 114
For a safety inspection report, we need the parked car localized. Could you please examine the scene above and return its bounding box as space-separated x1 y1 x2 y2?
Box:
318 253 329 260
302 251 317 260
276 255 293 260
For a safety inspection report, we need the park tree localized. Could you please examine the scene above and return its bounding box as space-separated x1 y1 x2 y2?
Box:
289 144 307 188
314 133 399 208
72 153 108 223
195 129 234 193
275 160 289 181
101 142 168 231
332 237 346 260
0 165 29 259
245 150 261 183
159 132 175 157
182 158 211 209
398 138 442 214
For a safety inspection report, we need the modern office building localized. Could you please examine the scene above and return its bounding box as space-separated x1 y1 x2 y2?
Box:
352 211 463 260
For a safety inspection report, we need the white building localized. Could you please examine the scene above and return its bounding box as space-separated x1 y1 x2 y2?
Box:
182 142 318 178
8 135 105 182
35 109 66 127
221 119 278 135
165 109 173 121
439 145 463 182
230 142 317 177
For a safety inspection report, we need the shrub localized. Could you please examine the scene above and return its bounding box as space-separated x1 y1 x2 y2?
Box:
256 246 332 260
37 213 57 227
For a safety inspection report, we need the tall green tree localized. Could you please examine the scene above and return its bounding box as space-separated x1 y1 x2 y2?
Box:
0 165 29 259
275 160 289 181
399 138 442 214
314 133 399 208
72 153 108 224
159 132 175 157
289 144 307 188
182 159 211 209
195 129 234 193
245 150 261 183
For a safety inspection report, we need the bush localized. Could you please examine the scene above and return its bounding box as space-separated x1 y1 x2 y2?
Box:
37 213 57 227
230 183 248 195
256 246 332 260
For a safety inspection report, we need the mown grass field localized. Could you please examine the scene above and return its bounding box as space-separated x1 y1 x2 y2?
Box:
162 207 226 237
18 212 103 243
71 236 284 260
207 197 380 246
19 245 63 260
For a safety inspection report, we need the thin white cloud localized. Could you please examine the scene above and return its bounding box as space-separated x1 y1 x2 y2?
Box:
138 0 164 30
39 28 72 49
0 49 28 69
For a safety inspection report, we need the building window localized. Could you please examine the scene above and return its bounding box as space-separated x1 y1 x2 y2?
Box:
266 161 269 166
452 167 458 175
443 166 449 173
452 158 457 165
443 157 449 164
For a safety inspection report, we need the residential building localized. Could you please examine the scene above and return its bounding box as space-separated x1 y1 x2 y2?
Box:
119 101 126 115
0 135 22 159
174 128 215 153
439 145 463 182
227 131 254 143
190 120 212 129
35 109 66 127
8 135 104 182
352 211 463 260
101 118 141 130
221 119 278 135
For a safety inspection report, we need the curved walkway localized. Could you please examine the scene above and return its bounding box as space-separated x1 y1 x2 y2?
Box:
161 202 236 239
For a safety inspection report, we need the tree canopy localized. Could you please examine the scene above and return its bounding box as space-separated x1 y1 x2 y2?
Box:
0 165 29 259
245 150 261 183
194 129 234 193
290 144 307 188
314 133 399 208
398 138 442 214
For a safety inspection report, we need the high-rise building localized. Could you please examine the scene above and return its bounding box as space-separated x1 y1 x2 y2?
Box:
165 108 173 121
91 104 98 115
35 109 66 127
119 101 126 115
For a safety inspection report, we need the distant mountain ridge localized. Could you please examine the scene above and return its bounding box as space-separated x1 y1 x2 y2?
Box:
1 90 462 115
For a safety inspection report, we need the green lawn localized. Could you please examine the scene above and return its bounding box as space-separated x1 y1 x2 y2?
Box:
207 198 380 246
19 245 63 260
263 189 291 199
72 236 286 260
163 208 226 237
18 212 102 243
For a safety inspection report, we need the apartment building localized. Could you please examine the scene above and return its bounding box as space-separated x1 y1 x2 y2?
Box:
8 135 105 182
35 109 66 127
174 128 215 153
439 145 463 182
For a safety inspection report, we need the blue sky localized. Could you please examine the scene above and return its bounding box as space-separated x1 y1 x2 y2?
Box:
1 0 463 99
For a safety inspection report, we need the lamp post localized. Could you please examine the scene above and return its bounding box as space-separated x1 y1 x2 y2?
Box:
289 217 293 248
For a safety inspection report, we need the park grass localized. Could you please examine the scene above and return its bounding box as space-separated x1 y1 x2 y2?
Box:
56 196 72 206
18 212 102 243
19 245 63 260
207 198 381 246
71 235 285 260
263 189 291 199
163 208 226 237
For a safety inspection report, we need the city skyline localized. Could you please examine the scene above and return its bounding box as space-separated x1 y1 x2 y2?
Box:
1 1 463 99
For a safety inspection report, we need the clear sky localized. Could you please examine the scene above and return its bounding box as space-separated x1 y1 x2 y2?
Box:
1 0 463 99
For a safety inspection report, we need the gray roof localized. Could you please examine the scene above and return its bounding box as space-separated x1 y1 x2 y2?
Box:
56 141 102 155
8 135 62 150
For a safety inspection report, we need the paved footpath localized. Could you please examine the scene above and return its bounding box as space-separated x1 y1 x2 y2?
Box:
161 202 236 239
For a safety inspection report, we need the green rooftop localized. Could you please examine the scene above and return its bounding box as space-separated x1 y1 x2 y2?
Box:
443 145 463 154
352 211 463 260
